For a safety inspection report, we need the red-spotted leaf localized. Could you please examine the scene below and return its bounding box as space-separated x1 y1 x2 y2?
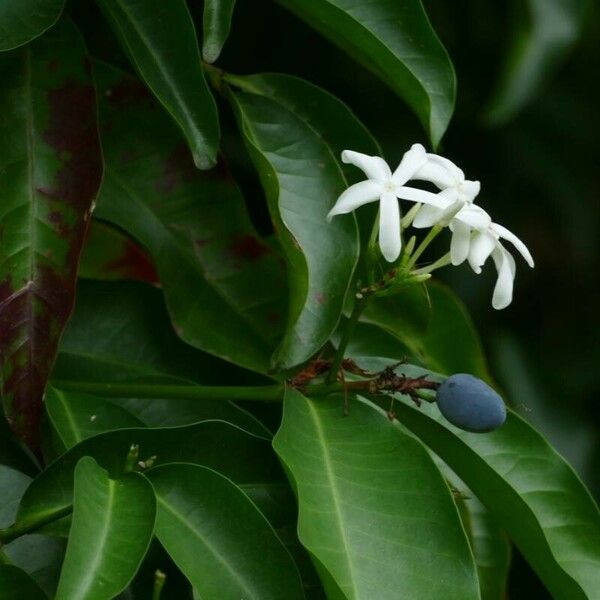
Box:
0 19 102 448
92 61 286 373
78 220 158 284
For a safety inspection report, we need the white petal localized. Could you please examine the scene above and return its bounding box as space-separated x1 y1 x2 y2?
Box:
491 246 516 310
467 231 496 273
395 185 456 209
491 223 535 267
413 154 464 188
391 144 427 186
413 204 444 228
450 221 471 265
327 180 381 221
455 205 491 230
459 180 481 202
341 150 391 182
428 154 465 182
378 192 401 262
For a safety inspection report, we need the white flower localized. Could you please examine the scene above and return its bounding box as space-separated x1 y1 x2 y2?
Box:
467 222 535 309
411 153 491 265
327 144 449 262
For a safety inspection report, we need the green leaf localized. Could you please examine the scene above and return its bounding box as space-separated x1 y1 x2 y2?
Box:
107 397 270 437
96 0 219 169
148 463 304 599
485 0 590 125
464 496 510 600
389 394 600 599
4 535 66 598
0 0 64 51
0 18 103 447
55 280 260 386
429 450 511 600
55 457 155 600
17 421 283 528
364 281 491 380
273 388 479 600
202 0 236 63
275 0 456 146
229 90 359 369
79 220 157 284
45 387 144 451
93 62 286 373
0 466 32 527
224 72 381 244
0 565 47 599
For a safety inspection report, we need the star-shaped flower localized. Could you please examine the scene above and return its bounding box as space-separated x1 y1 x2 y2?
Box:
410 153 491 265
327 144 448 262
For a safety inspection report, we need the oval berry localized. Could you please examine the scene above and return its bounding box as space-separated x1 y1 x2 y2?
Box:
436 373 506 433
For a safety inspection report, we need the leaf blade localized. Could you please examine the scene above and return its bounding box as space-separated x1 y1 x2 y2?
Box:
149 463 304 599
0 18 103 447
55 457 155 600
96 0 219 168
391 395 600 599
202 0 236 63
275 0 456 146
0 0 64 51
229 89 359 369
273 388 480 600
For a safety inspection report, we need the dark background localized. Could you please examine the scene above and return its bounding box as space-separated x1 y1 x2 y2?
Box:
73 1 599 596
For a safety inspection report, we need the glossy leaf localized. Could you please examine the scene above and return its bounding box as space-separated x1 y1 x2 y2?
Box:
0 19 102 447
275 0 456 146
108 397 270 437
96 0 219 168
0 565 47 599
55 457 155 600
429 449 510 600
485 0 590 125
225 71 381 243
17 421 282 527
149 463 304 599
0 0 64 51
202 0 236 62
464 496 510 600
4 535 66 597
78 220 157 284
0 465 32 527
93 62 286 373
364 281 491 380
45 386 144 451
54 280 259 386
273 388 479 600
230 90 359 369
388 393 600 599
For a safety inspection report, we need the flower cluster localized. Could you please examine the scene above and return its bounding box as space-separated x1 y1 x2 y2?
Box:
327 144 534 309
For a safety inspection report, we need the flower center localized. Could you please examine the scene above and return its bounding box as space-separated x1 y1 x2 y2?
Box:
383 180 396 193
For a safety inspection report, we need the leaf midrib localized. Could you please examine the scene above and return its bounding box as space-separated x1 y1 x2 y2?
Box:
64 477 116 598
305 400 359 599
157 495 257 598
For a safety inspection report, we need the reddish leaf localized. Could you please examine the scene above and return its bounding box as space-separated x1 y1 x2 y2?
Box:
0 19 102 448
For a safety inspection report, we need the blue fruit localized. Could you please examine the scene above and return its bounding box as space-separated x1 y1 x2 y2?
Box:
436 374 506 433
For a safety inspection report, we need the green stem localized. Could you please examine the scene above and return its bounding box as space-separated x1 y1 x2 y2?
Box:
0 548 11 564
51 381 285 402
412 251 452 275
0 505 72 545
326 295 368 383
405 224 442 270
152 570 166 600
